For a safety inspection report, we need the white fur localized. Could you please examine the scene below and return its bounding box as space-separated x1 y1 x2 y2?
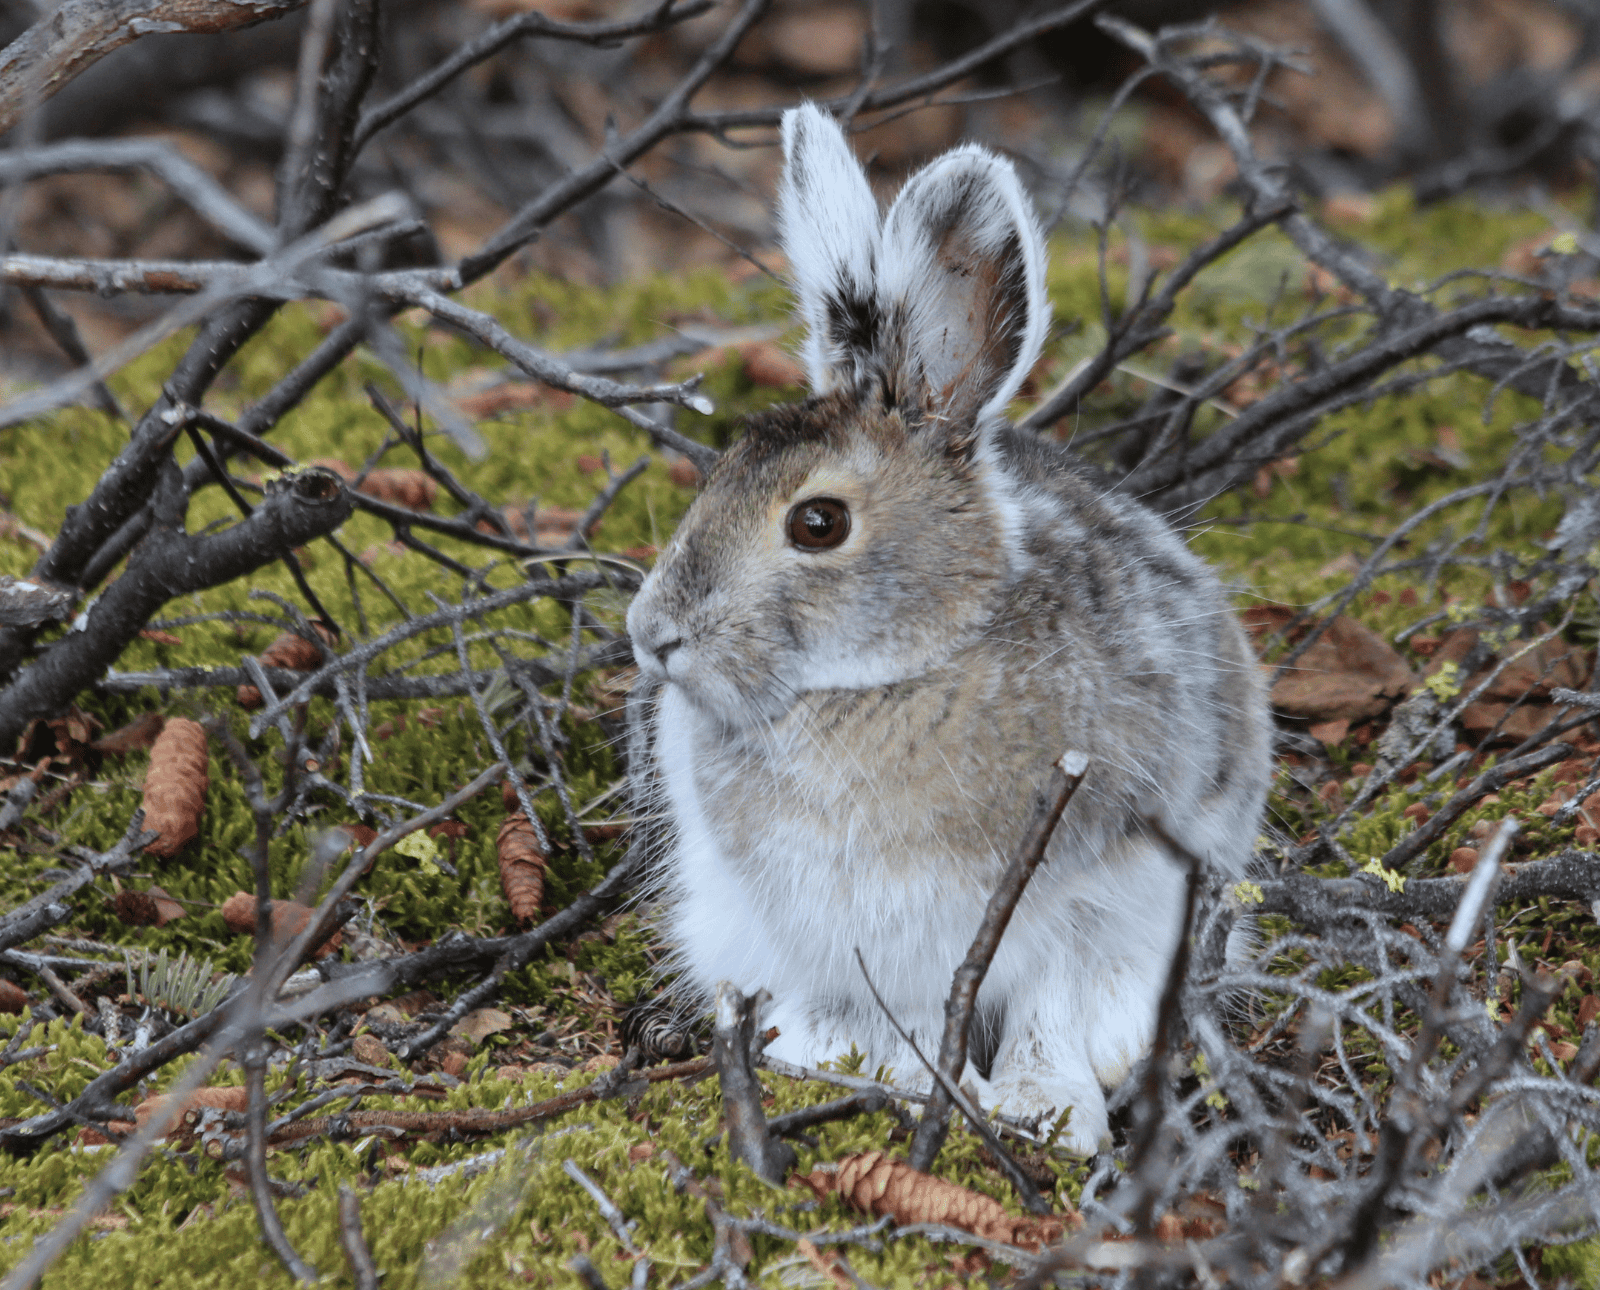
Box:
648 681 1220 1151
779 104 882 392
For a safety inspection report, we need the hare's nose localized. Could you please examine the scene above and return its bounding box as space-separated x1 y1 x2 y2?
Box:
650 637 684 669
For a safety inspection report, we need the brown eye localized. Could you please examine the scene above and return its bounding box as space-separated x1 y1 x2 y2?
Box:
787 498 850 550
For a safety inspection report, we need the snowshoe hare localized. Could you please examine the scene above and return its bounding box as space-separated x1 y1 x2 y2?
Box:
626 104 1271 1153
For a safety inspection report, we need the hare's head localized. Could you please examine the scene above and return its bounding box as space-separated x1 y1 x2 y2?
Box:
627 104 1050 728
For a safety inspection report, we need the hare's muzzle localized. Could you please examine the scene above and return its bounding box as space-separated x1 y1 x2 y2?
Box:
625 584 685 681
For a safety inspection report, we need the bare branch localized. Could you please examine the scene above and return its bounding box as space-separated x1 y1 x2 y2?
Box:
0 0 308 139
352 0 716 153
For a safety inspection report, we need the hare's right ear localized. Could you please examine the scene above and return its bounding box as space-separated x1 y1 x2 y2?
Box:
778 105 882 393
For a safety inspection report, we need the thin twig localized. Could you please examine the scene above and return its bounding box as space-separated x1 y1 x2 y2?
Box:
907 749 1088 1170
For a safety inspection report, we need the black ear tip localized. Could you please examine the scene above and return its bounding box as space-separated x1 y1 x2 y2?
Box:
825 291 883 365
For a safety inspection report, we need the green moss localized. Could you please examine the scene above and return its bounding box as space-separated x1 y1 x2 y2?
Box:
1541 1236 1600 1288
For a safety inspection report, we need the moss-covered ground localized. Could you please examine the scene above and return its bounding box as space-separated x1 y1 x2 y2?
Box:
2 187 1599 1286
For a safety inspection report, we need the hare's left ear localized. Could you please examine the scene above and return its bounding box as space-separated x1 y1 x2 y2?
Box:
878 146 1049 433
778 104 883 393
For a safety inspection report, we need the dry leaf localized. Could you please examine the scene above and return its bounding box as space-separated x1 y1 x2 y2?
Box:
1315 552 1361 580
17 705 103 770
1450 633 1592 743
141 718 208 857
1502 232 1559 277
361 468 438 511
796 1237 853 1288
455 380 573 417
1308 718 1350 746
90 711 166 756
310 458 437 510
1458 701 1549 742
134 1085 250 1136
736 340 806 387
1269 616 1416 722
451 1007 514 1044
219 892 342 958
762 6 867 75
489 502 596 546
681 340 805 388
146 885 186 925
799 1151 1075 1250
1472 635 1590 700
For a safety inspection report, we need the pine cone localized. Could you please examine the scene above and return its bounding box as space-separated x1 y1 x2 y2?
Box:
116 886 184 926
141 719 208 857
359 468 438 511
802 1152 1072 1251
497 811 546 923
114 889 160 925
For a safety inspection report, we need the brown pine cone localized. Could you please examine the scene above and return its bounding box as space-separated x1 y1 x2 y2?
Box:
497 811 546 923
115 886 185 926
141 719 208 857
114 889 160 925
358 468 438 511
801 1151 1072 1251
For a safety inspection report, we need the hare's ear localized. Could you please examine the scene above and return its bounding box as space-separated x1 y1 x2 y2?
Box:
778 104 883 392
879 146 1049 434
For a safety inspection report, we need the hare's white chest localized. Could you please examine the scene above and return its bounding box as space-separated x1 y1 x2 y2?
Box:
650 681 1004 1009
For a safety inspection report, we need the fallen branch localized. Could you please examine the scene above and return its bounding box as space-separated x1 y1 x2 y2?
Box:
264 1058 711 1147
0 466 353 753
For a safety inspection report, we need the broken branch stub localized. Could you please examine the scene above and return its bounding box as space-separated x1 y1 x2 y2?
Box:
711 984 796 1186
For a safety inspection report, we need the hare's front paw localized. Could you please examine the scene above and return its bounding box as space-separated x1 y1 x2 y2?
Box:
986 1068 1108 1157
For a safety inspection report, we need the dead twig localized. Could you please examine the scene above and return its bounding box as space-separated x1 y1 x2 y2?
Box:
337 1188 380 1290
712 984 797 1186
907 749 1088 1171
0 0 308 138
852 950 1052 1216
564 1159 642 1256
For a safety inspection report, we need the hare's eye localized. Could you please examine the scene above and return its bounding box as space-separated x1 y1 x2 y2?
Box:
787 498 850 550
